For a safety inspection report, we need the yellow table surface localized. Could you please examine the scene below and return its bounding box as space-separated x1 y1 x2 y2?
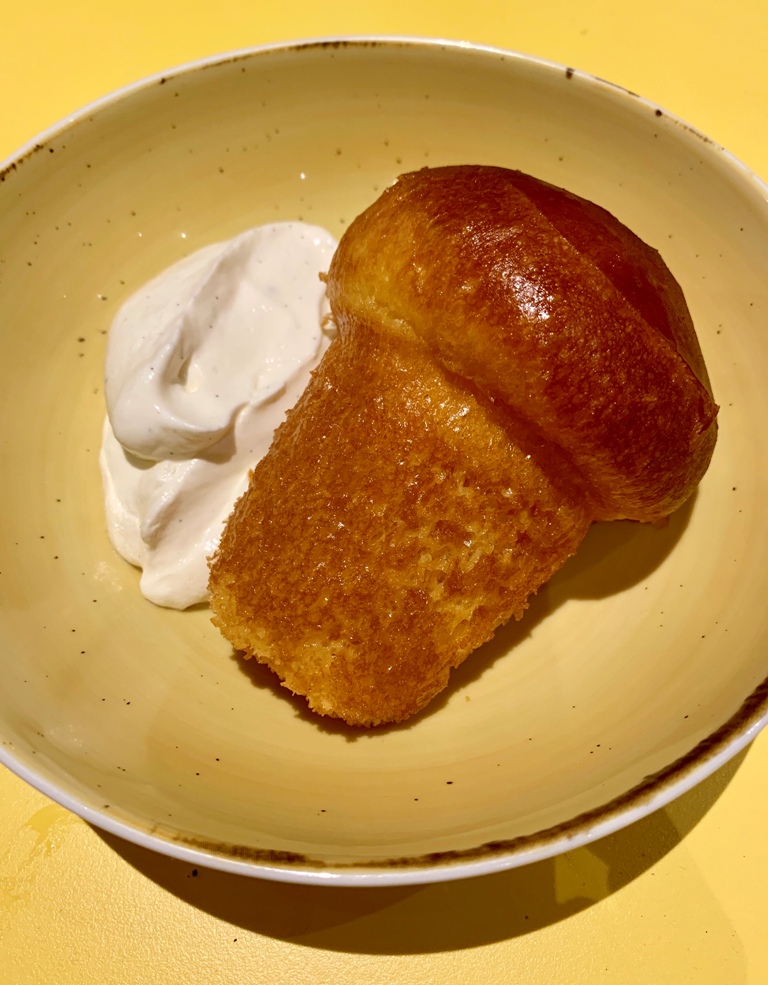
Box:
2 2 768 982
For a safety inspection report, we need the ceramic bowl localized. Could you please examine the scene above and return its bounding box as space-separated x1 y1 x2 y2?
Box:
1 38 767 886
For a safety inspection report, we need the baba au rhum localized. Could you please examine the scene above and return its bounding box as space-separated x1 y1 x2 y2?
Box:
208 165 718 726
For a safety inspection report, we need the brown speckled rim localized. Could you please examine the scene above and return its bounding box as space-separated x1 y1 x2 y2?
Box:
2 36 768 886
0 35 734 180
167 675 768 880
4 668 767 886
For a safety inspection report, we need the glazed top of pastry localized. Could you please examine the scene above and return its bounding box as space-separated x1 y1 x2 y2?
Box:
326 165 718 522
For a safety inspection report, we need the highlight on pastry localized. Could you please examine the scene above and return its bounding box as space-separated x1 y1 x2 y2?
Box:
208 165 718 727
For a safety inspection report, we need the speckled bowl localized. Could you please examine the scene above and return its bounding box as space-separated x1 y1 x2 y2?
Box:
1 38 767 886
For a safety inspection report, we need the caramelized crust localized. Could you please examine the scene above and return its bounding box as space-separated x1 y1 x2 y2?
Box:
329 166 718 521
209 166 718 725
210 324 591 725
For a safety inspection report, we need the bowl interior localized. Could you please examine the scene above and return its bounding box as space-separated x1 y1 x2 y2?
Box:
1 39 768 882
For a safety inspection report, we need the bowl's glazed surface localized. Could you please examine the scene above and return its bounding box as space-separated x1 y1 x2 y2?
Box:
1 39 767 884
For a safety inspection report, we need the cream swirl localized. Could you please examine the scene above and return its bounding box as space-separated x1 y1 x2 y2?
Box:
100 222 337 609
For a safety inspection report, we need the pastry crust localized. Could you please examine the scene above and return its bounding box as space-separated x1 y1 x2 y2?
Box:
208 165 718 726
328 166 717 522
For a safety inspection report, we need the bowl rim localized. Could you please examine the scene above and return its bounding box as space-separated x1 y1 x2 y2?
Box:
4 683 767 886
2 34 768 887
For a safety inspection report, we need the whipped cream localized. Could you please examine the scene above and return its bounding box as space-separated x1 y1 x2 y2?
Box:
100 222 338 609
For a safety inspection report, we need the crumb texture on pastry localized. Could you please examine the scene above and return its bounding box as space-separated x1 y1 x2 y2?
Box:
208 165 718 726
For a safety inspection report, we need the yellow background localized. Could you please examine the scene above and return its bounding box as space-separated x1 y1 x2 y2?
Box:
2 2 768 982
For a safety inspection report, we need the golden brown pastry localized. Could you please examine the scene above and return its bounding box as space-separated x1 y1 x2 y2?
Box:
208 165 718 727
